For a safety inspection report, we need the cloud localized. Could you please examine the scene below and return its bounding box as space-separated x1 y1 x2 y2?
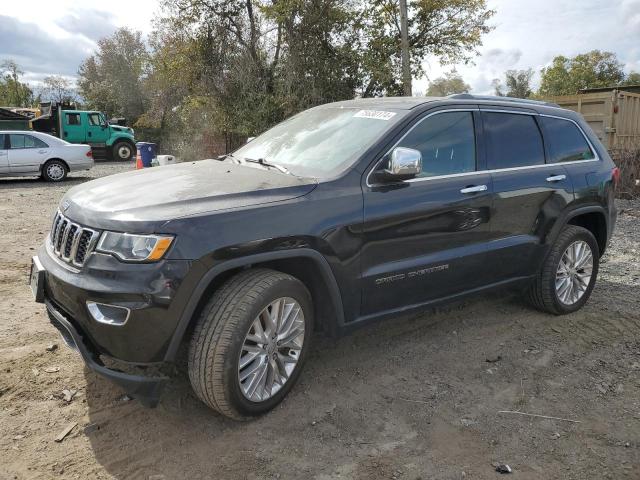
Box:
55 7 119 42
483 48 523 70
0 15 96 80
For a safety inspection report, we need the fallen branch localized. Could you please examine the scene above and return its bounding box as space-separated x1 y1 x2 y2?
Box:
497 410 581 423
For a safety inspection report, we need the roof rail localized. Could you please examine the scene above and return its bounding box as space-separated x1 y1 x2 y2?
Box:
447 93 560 108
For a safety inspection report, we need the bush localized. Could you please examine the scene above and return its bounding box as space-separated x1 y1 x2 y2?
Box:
610 148 640 199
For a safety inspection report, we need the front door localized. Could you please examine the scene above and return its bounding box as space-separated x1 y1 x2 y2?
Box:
360 108 494 317
62 111 85 143
480 109 575 281
8 134 50 174
85 112 110 146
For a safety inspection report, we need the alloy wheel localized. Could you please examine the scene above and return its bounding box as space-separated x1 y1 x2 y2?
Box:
47 163 65 180
555 240 593 305
238 297 305 402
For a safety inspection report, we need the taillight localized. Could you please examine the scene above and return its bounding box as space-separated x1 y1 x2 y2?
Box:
86 149 93 158
612 167 620 187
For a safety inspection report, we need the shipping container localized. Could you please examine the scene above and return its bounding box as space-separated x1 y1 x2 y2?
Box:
545 88 640 150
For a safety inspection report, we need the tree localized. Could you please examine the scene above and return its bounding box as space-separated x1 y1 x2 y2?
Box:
359 0 495 96
0 60 33 107
493 68 533 98
539 50 625 96
41 75 77 103
620 72 640 86
78 28 148 123
426 70 470 96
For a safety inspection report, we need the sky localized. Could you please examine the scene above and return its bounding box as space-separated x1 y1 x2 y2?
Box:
1 0 639 94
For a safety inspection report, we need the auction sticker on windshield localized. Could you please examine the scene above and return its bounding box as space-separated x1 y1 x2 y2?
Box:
353 110 397 120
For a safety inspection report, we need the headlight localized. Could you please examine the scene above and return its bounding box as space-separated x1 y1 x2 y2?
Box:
96 232 173 262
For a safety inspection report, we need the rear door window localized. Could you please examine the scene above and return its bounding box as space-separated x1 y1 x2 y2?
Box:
483 112 545 169
541 116 595 163
66 113 81 125
9 134 47 149
396 111 476 178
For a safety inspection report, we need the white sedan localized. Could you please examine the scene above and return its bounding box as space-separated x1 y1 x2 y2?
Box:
0 130 94 182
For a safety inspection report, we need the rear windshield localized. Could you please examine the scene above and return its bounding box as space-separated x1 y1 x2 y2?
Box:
233 106 407 178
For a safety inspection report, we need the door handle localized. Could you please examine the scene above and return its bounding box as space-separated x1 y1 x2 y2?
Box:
38 149 47 154
546 174 566 182
460 185 488 194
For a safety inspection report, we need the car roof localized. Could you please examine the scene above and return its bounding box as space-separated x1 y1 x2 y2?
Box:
322 94 569 115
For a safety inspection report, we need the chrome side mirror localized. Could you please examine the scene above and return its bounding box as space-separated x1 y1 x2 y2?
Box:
384 147 422 179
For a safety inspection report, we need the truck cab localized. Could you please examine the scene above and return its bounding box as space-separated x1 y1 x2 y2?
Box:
32 103 136 161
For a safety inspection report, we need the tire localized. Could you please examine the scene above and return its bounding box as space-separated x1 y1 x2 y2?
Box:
41 159 68 182
112 141 135 161
188 268 313 420
527 225 599 315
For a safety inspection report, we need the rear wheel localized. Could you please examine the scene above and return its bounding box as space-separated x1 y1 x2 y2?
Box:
188 269 313 420
41 160 67 182
112 141 135 161
527 225 599 314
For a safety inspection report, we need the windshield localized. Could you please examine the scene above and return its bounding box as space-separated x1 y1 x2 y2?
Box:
233 106 407 178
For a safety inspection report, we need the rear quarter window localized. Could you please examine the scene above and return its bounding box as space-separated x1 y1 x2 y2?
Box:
483 112 545 169
541 116 595 163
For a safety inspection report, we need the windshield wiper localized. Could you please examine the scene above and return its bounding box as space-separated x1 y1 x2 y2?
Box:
242 157 291 174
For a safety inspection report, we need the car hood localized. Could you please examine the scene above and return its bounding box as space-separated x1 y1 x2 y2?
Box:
62 160 317 230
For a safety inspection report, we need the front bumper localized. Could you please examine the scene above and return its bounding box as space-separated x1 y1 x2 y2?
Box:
45 297 167 407
37 243 192 362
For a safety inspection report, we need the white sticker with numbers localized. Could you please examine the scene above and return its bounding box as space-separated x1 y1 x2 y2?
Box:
353 110 397 120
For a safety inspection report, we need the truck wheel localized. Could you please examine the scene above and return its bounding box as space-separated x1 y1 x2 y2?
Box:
41 160 68 182
112 141 135 161
188 268 313 420
527 225 599 315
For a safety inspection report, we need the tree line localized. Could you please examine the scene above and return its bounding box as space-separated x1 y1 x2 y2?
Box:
426 50 640 98
2 1 640 160
77 0 496 158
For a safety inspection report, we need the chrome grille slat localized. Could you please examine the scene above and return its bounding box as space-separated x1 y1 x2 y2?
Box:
48 211 99 267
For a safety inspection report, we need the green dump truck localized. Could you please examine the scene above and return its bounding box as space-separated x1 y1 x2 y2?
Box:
32 103 136 161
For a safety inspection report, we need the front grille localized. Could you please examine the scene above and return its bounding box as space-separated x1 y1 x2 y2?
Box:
49 211 99 267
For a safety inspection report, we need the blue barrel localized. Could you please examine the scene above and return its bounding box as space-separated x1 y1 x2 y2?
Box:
136 142 157 168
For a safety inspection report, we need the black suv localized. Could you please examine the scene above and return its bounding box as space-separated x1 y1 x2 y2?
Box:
31 95 618 419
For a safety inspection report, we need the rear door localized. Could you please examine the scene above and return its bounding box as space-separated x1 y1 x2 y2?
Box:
62 112 85 143
8 134 51 173
360 108 494 316
481 109 574 281
0 134 8 173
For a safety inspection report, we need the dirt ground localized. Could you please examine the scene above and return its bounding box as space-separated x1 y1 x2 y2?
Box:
1 162 639 480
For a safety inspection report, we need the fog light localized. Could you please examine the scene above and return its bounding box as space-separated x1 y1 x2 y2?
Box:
86 302 130 326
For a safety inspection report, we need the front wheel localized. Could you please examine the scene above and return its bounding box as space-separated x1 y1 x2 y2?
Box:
188 269 313 420
112 141 135 161
527 225 599 315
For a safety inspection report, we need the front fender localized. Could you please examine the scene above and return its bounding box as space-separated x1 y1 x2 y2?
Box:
163 248 345 362
106 132 135 147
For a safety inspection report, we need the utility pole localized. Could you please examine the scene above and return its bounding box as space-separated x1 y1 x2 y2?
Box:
399 0 412 96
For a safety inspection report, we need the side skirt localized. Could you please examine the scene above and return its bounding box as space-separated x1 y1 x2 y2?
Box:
339 275 534 335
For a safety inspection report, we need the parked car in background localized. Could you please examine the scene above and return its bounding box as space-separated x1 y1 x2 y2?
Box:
31 95 618 419
0 131 93 181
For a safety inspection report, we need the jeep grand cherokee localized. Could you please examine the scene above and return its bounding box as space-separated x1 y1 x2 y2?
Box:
31 95 618 419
